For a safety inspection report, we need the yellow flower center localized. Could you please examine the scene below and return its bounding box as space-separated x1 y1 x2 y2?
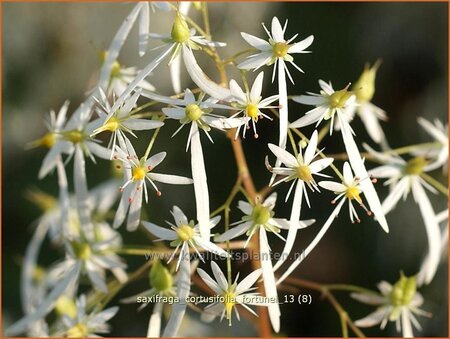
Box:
111 60 121 78
171 14 190 43
64 130 84 144
296 165 313 183
345 186 362 204
404 157 427 175
251 204 271 225
176 224 194 242
132 166 146 181
66 323 88 338
72 242 92 260
246 103 259 120
273 42 289 58
55 295 77 319
41 133 56 148
103 116 121 132
329 88 353 109
185 104 203 121
223 291 236 324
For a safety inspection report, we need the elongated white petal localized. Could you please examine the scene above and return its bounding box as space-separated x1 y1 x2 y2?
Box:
411 178 441 284
250 71 265 103
259 227 280 333
38 141 73 179
278 57 288 151
98 3 143 91
318 181 346 193
215 221 251 243
111 44 174 112
354 308 389 328
292 94 324 106
401 309 414 338
418 117 447 143
211 261 228 291
240 32 271 51
197 268 222 294
309 158 333 174
56 157 70 237
194 236 228 257
171 205 188 225
304 130 318 165
182 45 232 101
238 200 253 215
268 143 297 168
340 119 389 233
289 105 327 129
190 123 210 239
236 269 262 294
170 53 182 94
7 262 81 336
149 173 193 185
122 119 164 131
21 220 50 314
74 145 94 239
273 181 303 273
237 53 272 71
141 91 186 107
162 247 190 337
229 79 247 104
350 292 386 305
288 35 314 53
382 177 410 214
271 17 284 42
142 221 177 240
147 301 163 337
358 103 386 144
138 3 150 57
126 185 143 231
277 198 346 285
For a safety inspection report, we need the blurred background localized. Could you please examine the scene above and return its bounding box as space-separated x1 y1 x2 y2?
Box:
2 2 448 337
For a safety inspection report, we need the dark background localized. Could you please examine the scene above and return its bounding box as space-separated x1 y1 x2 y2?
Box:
2 2 448 337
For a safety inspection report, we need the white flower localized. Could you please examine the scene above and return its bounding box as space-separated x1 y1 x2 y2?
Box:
142 206 227 270
197 261 266 326
267 131 332 273
365 145 442 284
319 162 374 224
229 71 278 139
267 130 334 201
91 89 164 157
290 80 358 135
239 17 314 186
63 227 127 293
142 89 245 239
238 17 314 82
113 138 193 231
352 274 430 338
59 295 119 338
417 117 448 174
215 192 314 247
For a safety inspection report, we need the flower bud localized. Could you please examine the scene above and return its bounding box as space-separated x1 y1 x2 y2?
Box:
171 13 190 43
149 260 173 292
390 273 417 307
353 60 381 102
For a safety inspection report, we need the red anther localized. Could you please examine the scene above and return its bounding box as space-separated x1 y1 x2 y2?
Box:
127 155 131 160
367 211 373 216
147 166 153 171
128 198 133 203
260 115 264 119
113 155 118 160
351 220 355 224
355 176 360 181
246 125 250 130
254 133 259 139
278 104 283 109
331 200 336 205
356 219 361 223
371 178 378 183
119 187 124 192
156 191 162 197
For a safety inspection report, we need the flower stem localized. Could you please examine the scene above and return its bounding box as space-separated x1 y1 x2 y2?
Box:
420 172 448 196
143 124 162 160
